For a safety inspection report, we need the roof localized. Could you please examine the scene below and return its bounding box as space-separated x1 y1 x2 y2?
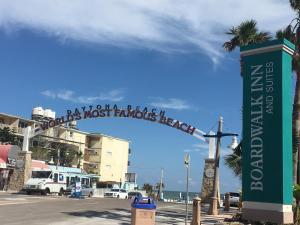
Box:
0 112 130 143
48 165 83 173
32 160 50 170
0 112 36 123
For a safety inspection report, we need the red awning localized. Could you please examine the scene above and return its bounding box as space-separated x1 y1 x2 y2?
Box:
32 160 50 170
0 145 12 168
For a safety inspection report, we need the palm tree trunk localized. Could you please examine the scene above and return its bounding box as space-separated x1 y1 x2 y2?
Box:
293 71 300 184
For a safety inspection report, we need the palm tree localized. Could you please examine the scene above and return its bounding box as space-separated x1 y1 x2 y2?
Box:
143 183 153 195
223 20 271 53
0 127 19 145
224 142 242 178
275 0 300 184
223 20 271 177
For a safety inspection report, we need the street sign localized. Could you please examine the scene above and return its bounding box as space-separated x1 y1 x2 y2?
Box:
241 39 294 224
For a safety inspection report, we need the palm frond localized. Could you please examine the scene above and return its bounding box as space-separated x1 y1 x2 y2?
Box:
224 141 242 178
225 26 238 35
223 19 271 52
223 36 239 52
290 0 300 12
276 25 296 43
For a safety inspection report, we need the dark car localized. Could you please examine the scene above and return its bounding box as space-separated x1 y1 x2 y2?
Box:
128 191 143 199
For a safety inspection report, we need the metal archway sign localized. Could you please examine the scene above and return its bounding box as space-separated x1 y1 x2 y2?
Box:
36 104 206 141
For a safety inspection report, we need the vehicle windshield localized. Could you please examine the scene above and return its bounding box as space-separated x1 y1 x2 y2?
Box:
111 189 120 192
67 184 75 189
128 192 138 196
230 192 240 197
32 171 51 179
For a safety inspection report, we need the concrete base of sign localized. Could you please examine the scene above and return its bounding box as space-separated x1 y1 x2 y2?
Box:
8 151 32 191
242 201 293 224
200 159 216 204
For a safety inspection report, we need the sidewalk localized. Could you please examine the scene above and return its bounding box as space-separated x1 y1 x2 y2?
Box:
46 210 236 225
45 208 236 225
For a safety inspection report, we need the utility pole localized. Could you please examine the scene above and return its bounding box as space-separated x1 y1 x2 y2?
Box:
184 153 190 225
209 116 222 215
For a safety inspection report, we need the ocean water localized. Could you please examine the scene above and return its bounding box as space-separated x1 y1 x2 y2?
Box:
162 190 225 201
162 190 199 201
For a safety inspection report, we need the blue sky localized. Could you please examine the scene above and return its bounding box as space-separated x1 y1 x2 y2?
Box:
0 1 295 192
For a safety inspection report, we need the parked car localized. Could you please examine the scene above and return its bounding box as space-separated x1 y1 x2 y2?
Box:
223 192 240 207
104 188 128 199
64 184 93 197
128 191 143 199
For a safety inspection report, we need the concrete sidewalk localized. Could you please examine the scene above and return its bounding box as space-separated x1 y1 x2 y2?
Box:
44 208 236 225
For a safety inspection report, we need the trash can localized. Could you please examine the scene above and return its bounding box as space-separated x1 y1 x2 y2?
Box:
131 197 156 225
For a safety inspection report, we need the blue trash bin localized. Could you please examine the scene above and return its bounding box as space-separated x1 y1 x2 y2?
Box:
131 197 156 225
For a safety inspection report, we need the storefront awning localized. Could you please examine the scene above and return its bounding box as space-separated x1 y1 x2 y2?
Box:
0 145 11 169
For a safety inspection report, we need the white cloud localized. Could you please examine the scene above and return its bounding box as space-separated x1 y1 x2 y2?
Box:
0 1 294 65
41 89 125 103
149 97 192 110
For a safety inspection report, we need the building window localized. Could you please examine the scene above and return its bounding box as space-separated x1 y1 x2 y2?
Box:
59 174 64 182
106 151 112 156
106 165 111 169
70 131 73 138
18 121 28 128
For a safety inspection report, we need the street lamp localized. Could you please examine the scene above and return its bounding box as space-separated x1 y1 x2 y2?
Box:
228 136 238 150
184 153 190 225
203 116 238 215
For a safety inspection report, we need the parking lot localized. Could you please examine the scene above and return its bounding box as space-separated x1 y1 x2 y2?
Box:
0 192 235 225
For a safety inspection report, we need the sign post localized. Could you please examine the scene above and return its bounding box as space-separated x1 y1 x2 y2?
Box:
241 39 295 224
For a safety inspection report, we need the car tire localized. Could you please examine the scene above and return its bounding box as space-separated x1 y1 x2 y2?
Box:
117 195 120 199
43 188 50 196
58 188 64 196
88 192 93 197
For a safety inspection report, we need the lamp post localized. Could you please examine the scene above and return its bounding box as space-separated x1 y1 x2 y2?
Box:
203 116 238 215
184 153 190 225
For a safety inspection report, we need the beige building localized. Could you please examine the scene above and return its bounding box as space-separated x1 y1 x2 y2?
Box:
0 109 130 184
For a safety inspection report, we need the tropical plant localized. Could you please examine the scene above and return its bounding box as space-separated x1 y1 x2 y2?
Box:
223 20 270 177
50 148 81 167
275 0 300 183
0 127 19 145
224 2 300 183
155 182 165 190
294 184 300 224
30 147 51 161
224 142 242 178
143 183 153 194
223 20 271 53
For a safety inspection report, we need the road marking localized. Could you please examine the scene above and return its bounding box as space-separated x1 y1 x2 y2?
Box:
2 198 27 201
0 201 38 206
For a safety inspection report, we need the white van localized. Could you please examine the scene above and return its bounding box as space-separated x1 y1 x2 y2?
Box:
23 166 93 195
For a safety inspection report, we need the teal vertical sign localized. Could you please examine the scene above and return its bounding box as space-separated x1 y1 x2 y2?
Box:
241 39 294 224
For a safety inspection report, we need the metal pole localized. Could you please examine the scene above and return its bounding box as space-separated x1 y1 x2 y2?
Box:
56 148 60 170
209 116 223 215
159 168 163 200
185 153 190 225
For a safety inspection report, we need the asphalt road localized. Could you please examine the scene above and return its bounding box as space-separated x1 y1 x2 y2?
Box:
0 192 193 225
